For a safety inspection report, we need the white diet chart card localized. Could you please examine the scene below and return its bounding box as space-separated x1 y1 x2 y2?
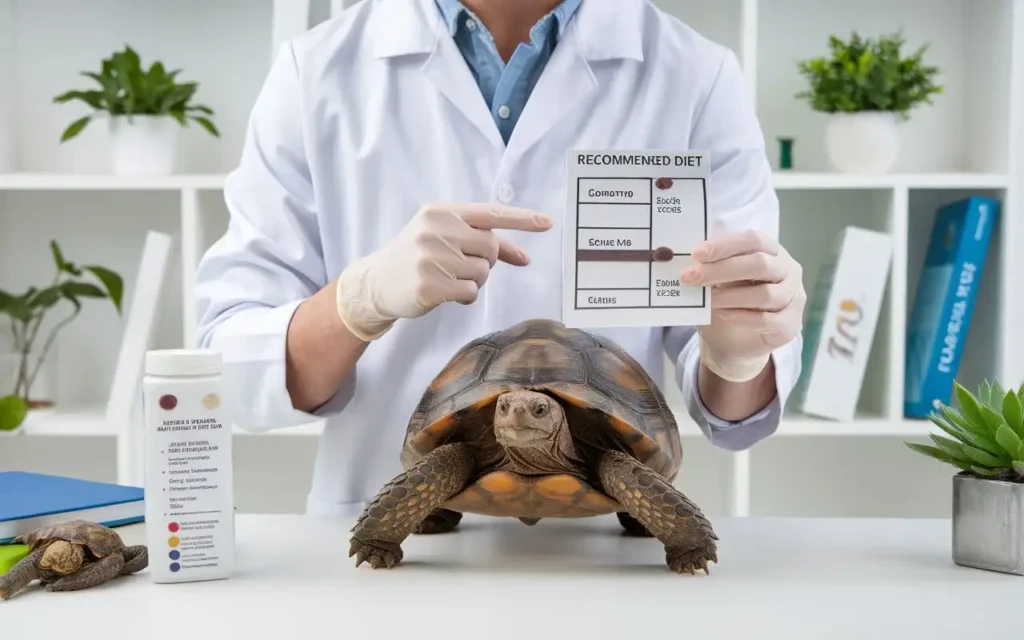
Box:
561 150 711 328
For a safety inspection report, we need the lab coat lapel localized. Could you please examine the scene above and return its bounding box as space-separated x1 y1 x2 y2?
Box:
374 0 504 150
503 21 597 160
504 0 645 160
420 30 506 150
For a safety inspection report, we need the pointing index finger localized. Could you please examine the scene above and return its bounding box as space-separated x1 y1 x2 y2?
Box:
446 202 554 232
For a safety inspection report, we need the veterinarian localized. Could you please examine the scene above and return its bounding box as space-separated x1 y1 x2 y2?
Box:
194 0 807 517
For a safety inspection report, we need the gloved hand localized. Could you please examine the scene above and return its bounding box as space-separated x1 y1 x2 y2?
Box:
336 202 553 341
681 228 806 382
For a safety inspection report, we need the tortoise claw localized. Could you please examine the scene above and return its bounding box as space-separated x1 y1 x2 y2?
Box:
666 544 717 576
348 537 403 570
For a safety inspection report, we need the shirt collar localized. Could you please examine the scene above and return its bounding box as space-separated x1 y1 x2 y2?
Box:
372 0 643 63
434 0 466 36
434 0 583 39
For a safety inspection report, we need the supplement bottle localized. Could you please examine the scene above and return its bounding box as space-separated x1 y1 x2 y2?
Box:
142 349 234 583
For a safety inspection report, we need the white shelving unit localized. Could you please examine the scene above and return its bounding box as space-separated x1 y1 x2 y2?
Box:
0 0 1021 518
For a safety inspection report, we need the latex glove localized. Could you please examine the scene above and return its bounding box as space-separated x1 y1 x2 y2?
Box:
681 229 806 382
336 202 553 341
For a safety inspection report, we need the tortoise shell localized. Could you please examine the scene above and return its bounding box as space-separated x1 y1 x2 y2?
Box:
401 318 683 517
15 520 125 558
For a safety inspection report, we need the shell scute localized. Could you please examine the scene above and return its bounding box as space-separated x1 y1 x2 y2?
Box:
15 520 124 557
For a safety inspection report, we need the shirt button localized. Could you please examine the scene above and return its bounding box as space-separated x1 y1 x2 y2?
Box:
497 105 511 120
497 184 515 203
465 18 477 31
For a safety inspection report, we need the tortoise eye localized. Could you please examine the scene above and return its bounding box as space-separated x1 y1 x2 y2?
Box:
498 401 508 415
532 401 548 416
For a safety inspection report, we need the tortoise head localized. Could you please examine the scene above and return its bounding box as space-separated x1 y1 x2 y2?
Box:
494 391 563 444
493 390 577 471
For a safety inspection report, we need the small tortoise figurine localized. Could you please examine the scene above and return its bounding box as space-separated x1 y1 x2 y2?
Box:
350 318 718 574
0 520 148 600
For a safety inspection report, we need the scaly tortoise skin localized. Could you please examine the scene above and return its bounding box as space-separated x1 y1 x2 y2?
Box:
0 520 148 600
349 318 719 574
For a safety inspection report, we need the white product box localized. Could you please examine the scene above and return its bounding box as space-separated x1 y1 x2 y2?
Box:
795 226 893 422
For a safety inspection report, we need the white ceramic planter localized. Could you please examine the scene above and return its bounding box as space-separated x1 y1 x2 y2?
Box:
952 473 1024 576
108 115 180 176
824 112 901 174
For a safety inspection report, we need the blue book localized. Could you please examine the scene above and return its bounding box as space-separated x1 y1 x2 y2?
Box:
904 196 999 418
0 472 144 543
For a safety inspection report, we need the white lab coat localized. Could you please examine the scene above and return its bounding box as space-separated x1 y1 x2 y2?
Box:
194 0 802 517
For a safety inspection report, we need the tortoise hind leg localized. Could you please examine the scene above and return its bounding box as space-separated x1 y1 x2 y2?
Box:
413 508 463 534
350 443 474 568
597 451 718 574
120 545 149 575
616 512 653 537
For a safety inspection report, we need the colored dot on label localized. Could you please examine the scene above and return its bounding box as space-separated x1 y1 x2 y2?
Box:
202 393 221 409
168 522 179 533
159 394 177 410
168 536 180 547
169 550 180 560
170 563 180 572
655 177 673 190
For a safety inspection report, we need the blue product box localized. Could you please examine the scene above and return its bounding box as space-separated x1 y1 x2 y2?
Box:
904 196 999 418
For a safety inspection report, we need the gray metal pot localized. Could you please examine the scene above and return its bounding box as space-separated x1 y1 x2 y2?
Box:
952 472 1024 575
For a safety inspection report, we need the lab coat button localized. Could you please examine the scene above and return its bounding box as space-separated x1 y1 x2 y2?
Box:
498 185 515 203
497 105 511 120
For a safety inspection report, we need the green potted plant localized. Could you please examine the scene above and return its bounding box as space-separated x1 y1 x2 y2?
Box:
795 31 943 174
0 241 123 433
906 379 1024 576
53 45 219 176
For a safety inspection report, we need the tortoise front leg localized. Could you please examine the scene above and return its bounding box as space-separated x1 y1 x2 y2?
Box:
119 545 149 575
350 443 474 568
45 554 123 592
0 548 44 600
597 451 718 574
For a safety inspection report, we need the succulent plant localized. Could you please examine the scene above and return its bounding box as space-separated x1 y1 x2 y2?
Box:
906 379 1024 481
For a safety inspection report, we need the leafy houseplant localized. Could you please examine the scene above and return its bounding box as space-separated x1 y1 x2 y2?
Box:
0 241 123 432
53 45 219 176
795 31 943 174
906 379 1024 575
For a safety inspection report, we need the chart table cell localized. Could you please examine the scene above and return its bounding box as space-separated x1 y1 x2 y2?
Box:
651 177 706 251
577 262 648 289
577 290 651 308
577 228 651 252
651 255 703 307
578 204 651 228
577 178 650 205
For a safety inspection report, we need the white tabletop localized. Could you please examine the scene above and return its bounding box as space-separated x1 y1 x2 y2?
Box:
2 514 1021 639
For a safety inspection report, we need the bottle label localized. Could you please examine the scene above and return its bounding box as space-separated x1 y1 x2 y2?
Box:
145 380 233 578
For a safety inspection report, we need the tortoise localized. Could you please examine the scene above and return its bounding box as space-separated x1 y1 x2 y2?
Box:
0 520 148 600
349 318 718 574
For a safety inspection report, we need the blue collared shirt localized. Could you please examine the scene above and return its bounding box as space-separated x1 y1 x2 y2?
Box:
435 0 582 144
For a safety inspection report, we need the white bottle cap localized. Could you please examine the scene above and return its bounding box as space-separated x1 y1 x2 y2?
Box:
145 349 223 376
